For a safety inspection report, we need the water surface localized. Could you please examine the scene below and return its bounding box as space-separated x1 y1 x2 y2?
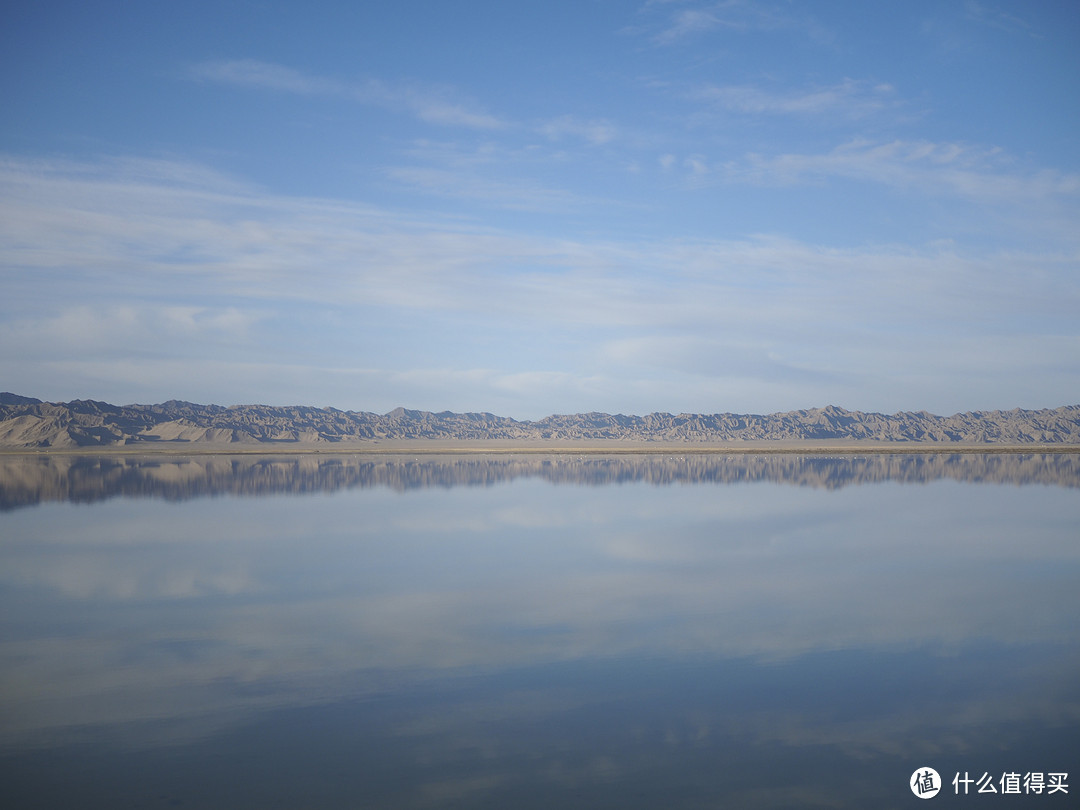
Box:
1 453 1077 808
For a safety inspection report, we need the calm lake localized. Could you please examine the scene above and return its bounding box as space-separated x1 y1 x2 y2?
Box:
1 453 1077 808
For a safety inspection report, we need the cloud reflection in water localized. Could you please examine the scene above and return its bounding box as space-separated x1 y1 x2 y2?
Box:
0 454 1077 808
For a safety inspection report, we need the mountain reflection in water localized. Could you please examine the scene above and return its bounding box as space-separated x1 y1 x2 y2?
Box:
1 454 1077 809
1 451 1078 510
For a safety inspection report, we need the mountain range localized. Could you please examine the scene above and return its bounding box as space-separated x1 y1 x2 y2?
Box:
2 394 1079 448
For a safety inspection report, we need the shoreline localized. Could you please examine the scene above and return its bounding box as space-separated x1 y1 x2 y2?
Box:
3 440 1080 457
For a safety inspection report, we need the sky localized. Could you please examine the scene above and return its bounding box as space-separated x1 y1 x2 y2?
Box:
1 0 1078 418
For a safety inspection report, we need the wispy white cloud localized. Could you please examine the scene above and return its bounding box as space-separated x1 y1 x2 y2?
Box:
921 2 1043 55
384 165 595 212
653 7 734 43
188 58 345 95
4 155 1073 324
539 115 618 145
383 138 635 212
600 335 835 385
683 155 709 176
646 0 832 46
708 139 1080 209
964 0 1039 37
386 81 507 130
1 154 1077 415
0 305 263 362
5 154 1074 321
189 59 507 130
694 79 896 118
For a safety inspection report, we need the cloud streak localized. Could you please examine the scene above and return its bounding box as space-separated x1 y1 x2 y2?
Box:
646 0 831 46
2 154 1077 415
539 115 619 145
694 139 1080 211
693 79 896 118
190 59 507 130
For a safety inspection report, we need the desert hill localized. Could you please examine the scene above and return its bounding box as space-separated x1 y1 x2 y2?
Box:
2 394 1079 448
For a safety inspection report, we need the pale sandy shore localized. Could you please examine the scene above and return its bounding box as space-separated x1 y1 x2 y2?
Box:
3 439 1080 456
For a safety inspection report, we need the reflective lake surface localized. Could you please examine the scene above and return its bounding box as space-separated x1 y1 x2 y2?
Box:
1 453 1077 808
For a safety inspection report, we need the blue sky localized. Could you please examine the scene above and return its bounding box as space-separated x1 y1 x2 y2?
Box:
1 0 1078 417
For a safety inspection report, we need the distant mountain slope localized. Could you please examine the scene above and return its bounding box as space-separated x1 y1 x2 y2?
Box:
2 395 1079 448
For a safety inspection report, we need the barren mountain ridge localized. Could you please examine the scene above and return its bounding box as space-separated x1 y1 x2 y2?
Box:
2 394 1079 448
